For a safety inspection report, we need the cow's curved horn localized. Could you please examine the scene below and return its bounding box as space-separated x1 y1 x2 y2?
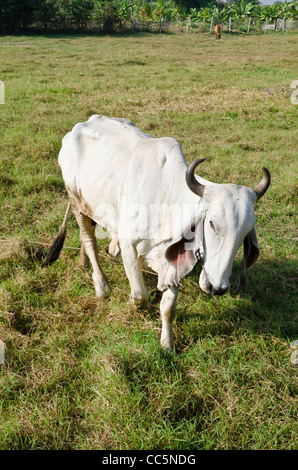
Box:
253 167 271 200
186 158 205 198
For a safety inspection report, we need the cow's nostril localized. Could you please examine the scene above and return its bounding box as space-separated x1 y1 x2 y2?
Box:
211 286 228 296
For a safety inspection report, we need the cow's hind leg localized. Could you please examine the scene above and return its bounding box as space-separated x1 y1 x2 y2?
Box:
78 244 89 269
78 220 96 269
160 286 179 350
74 211 110 299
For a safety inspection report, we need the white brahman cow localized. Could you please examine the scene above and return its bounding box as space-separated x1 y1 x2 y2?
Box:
45 115 270 349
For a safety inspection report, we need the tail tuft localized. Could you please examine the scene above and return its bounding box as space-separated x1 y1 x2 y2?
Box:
43 202 71 267
42 231 66 266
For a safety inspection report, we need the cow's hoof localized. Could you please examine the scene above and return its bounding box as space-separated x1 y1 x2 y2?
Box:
130 293 148 307
160 335 174 351
96 281 111 300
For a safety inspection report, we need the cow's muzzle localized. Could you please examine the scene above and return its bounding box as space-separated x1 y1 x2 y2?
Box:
199 269 229 296
210 286 228 296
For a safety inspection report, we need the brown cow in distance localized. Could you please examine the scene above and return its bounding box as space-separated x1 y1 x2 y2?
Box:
215 24 221 39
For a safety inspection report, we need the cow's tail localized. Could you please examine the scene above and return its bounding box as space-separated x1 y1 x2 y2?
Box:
43 202 71 266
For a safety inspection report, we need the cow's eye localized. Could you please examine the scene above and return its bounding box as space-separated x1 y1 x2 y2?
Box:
210 221 215 231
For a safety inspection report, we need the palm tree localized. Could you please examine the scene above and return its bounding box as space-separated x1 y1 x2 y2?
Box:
196 7 213 23
153 0 175 21
275 1 295 19
232 0 257 20
117 0 132 22
210 6 229 24
291 0 298 19
259 4 279 23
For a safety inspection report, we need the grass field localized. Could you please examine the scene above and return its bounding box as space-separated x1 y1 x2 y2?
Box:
0 30 297 450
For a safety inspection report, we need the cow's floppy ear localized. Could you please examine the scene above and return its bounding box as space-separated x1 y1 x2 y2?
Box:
165 236 198 284
166 219 205 283
157 224 203 291
235 227 260 292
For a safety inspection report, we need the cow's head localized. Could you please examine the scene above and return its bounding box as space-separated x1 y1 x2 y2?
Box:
160 159 270 295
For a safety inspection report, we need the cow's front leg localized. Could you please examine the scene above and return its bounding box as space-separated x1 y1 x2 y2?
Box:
120 241 148 305
160 286 179 350
74 211 111 299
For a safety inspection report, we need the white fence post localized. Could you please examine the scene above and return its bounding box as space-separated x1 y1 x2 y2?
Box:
0 81 4 104
210 16 213 32
186 16 191 34
159 17 163 33
264 17 268 33
247 16 251 34
229 16 232 33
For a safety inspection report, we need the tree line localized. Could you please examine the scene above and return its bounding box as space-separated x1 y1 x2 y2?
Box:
1 0 297 34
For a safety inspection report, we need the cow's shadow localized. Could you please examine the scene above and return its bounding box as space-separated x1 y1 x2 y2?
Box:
116 258 296 429
144 258 297 352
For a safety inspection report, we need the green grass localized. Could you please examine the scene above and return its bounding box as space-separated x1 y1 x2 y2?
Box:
0 31 297 450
